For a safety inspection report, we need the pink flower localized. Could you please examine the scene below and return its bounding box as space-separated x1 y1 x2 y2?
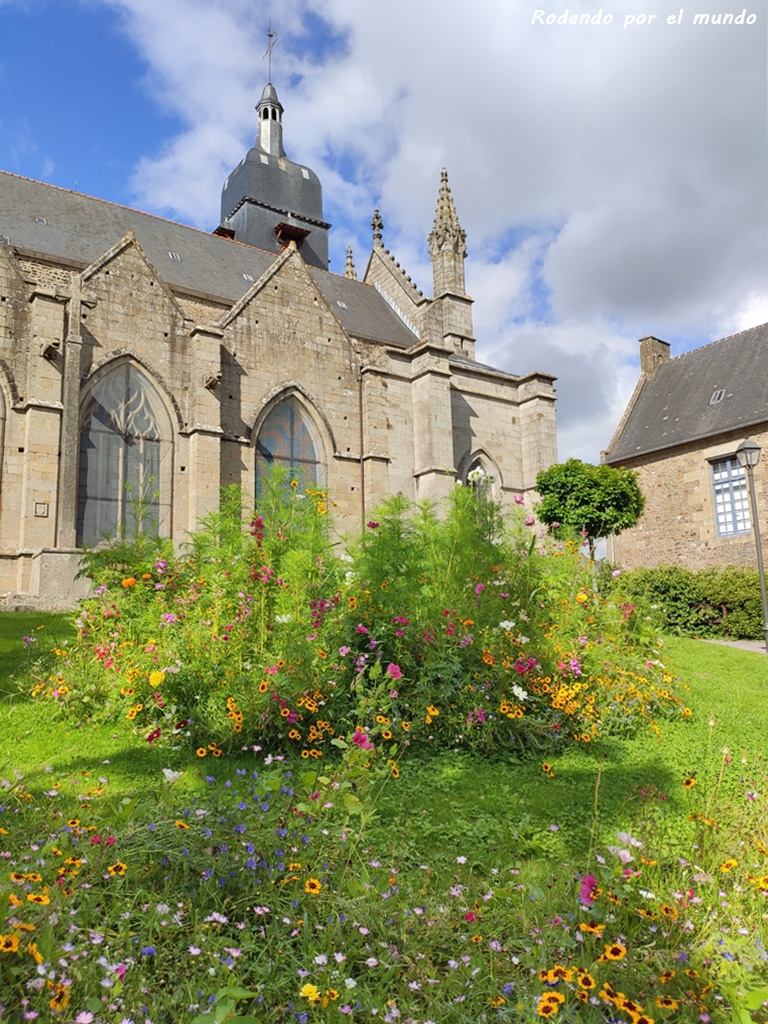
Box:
386 663 402 680
464 911 476 922
351 728 374 752
579 874 597 905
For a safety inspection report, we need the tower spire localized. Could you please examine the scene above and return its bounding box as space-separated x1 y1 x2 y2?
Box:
428 168 467 297
344 246 357 279
427 168 474 357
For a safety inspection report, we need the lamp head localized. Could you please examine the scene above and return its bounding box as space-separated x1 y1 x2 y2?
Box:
736 438 761 470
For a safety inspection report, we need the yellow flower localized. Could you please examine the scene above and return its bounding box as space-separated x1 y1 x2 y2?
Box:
0 933 20 953
148 670 165 687
26 941 43 964
720 858 738 872
305 878 322 895
300 983 321 1003
175 820 190 830
426 705 439 716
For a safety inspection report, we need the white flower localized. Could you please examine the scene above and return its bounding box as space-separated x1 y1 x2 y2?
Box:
344 977 357 989
274 613 292 624
498 620 516 631
617 831 642 848
162 769 183 784
456 855 467 864
511 685 529 702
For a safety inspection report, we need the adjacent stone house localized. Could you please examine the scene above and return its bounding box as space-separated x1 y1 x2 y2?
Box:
0 80 557 604
602 329 768 569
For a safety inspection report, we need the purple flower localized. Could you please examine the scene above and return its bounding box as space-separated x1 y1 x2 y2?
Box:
140 946 156 956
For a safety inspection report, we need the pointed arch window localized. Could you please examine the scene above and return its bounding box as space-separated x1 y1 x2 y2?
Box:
77 363 173 547
255 396 325 494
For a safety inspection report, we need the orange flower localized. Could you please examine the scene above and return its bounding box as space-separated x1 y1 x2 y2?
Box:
121 577 137 588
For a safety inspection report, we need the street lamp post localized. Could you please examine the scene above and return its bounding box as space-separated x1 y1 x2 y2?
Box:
735 439 768 652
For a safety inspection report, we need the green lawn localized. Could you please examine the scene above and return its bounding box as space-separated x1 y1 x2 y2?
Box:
1 626 767 1021
2 628 766 861
0 610 74 699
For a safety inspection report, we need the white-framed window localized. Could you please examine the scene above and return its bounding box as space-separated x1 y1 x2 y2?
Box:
712 456 751 537
77 363 173 547
255 396 325 495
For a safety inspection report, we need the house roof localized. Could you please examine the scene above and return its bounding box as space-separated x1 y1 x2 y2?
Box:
605 322 768 463
0 170 418 349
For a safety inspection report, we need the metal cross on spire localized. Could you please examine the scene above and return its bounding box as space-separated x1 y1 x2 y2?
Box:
264 21 278 82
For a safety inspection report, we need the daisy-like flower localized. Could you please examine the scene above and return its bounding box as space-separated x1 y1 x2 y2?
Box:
107 862 127 877
656 995 679 1009
0 933 20 953
720 858 738 872
603 942 627 961
305 878 322 895
174 820 190 830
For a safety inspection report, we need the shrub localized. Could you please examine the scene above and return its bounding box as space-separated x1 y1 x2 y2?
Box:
31 477 686 756
601 564 765 640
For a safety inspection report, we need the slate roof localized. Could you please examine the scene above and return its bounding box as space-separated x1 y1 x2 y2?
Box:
605 322 768 463
0 171 418 349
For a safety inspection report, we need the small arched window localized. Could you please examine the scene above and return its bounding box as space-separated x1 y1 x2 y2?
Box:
77 363 173 547
255 396 325 495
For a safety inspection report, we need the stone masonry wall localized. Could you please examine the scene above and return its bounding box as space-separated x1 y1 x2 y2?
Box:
609 429 768 569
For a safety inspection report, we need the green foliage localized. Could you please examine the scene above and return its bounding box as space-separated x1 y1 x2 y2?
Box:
600 563 766 639
26 475 684 760
535 458 645 557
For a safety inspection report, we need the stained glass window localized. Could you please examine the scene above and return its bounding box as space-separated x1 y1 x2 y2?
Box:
77 363 172 547
255 397 324 494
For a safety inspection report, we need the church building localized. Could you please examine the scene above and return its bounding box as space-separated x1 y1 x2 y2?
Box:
0 80 557 604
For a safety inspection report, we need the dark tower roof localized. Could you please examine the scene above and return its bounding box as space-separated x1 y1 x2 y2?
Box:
218 81 330 270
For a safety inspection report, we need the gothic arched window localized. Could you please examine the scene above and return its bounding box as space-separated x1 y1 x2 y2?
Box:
77 363 173 547
255 396 325 494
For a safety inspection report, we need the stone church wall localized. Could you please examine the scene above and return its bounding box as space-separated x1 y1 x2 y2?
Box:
609 429 768 569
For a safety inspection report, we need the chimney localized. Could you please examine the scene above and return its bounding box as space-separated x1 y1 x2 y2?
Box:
639 335 671 378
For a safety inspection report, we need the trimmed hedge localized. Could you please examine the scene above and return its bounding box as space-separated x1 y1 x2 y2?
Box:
598 563 765 640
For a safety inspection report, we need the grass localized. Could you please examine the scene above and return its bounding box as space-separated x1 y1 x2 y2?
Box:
4 631 765 849
2 623 768 1022
0 611 74 698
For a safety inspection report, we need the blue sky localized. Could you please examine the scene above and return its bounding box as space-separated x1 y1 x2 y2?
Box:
1 0 766 460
